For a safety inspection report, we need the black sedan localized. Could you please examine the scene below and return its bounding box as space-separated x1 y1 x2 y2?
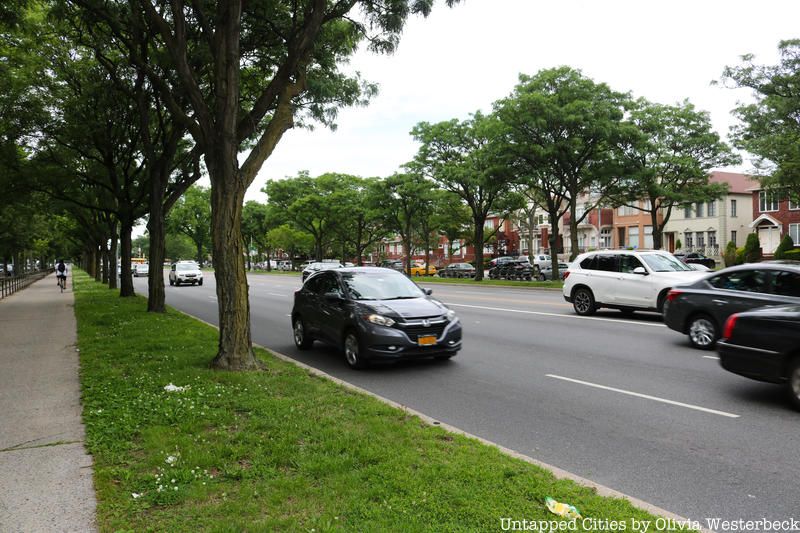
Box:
438 262 476 279
291 267 462 368
674 252 717 269
717 305 800 410
301 261 343 281
663 261 800 349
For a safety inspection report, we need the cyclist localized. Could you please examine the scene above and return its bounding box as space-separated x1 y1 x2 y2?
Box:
56 260 68 291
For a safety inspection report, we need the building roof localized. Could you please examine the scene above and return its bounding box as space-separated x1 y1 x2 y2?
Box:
709 171 759 194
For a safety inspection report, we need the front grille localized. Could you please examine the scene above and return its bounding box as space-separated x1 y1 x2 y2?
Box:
397 322 447 341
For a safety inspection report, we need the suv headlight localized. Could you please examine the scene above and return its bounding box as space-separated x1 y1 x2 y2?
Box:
446 309 457 322
366 314 395 327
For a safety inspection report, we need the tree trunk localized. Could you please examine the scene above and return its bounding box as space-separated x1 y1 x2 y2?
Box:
569 203 580 261
147 194 167 312
196 242 204 268
101 248 110 284
119 220 135 297
651 208 663 251
246 238 252 271
109 221 118 290
528 209 536 261
549 208 561 280
474 220 485 281
94 246 101 282
208 168 261 370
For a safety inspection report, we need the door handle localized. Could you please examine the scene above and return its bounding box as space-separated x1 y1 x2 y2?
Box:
712 299 727 305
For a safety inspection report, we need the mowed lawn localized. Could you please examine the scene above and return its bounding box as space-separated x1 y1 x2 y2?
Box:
74 271 667 531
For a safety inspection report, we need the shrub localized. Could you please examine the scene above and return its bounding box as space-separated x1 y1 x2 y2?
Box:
735 247 745 265
675 238 682 251
783 249 800 261
773 234 795 259
743 233 762 263
723 241 737 267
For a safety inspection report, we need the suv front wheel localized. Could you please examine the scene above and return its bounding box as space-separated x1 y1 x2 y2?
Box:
572 287 596 316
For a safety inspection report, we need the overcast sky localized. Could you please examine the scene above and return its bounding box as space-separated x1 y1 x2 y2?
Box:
243 0 800 203
135 0 800 236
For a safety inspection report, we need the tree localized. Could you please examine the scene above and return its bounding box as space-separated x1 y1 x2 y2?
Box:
774 234 795 260
723 241 737 267
339 177 389 266
494 67 635 275
241 201 279 270
431 191 471 263
266 224 313 267
411 112 523 280
722 39 800 196
611 99 739 250
167 186 212 267
73 0 460 369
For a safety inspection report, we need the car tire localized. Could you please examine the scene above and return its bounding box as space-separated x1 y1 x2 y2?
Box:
787 357 800 411
292 316 314 350
572 287 596 316
343 330 367 369
175 280 181 286
538 273 546 281
198 279 203 286
687 314 718 350
657 290 670 314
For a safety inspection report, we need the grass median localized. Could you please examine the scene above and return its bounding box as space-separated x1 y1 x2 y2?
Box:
74 270 666 531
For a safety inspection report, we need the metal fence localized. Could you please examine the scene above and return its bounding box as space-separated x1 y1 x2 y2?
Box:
0 270 50 300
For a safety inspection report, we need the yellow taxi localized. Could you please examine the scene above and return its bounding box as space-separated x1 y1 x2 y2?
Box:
408 263 437 277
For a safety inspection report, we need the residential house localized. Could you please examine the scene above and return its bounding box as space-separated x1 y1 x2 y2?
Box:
611 200 663 250
663 171 758 255
562 198 614 254
748 187 800 255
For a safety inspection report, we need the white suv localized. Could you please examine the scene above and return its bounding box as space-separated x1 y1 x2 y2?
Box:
563 250 707 316
169 261 203 286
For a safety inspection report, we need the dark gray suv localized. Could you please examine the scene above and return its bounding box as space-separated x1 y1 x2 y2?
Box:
291 267 462 368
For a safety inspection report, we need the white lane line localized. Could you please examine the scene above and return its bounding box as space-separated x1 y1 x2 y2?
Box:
208 296 217 300
703 355 720 360
267 292 288 297
443 302 666 328
546 374 740 418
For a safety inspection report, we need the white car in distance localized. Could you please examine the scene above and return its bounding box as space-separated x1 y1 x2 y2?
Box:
169 261 204 286
563 250 707 316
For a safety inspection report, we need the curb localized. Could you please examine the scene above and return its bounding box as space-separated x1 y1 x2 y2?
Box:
179 308 711 532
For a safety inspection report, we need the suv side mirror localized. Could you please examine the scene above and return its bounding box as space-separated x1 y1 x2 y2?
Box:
324 292 344 302
633 267 648 275
423 288 433 295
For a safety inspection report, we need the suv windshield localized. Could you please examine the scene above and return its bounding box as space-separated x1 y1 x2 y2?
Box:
641 254 692 272
177 263 198 271
341 271 425 301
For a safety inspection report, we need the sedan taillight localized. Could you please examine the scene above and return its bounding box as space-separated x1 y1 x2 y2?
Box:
722 314 738 341
666 289 682 302
562 271 570 280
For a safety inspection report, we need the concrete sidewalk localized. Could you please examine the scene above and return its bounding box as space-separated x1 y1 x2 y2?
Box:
0 274 96 532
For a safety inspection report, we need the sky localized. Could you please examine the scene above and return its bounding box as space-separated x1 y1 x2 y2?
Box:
136 0 800 235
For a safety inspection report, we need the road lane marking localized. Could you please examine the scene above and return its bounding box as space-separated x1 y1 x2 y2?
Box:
440 292 571 307
703 356 720 360
208 296 217 300
546 374 740 418
267 292 289 297
443 302 666 327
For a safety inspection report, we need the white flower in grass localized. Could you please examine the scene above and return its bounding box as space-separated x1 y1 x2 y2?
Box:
165 455 178 466
131 492 142 499
164 383 188 392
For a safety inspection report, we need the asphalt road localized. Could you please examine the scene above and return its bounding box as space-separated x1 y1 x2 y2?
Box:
134 272 800 526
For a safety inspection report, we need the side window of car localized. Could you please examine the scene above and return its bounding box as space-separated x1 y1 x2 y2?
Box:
319 274 343 297
773 271 800 298
708 270 769 293
304 275 323 294
619 255 644 274
580 256 597 270
595 254 619 272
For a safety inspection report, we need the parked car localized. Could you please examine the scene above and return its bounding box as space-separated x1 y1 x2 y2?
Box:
537 262 570 281
379 259 405 272
133 263 149 277
717 305 800 410
674 252 717 269
169 261 203 286
529 254 552 273
488 256 520 269
488 259 533 281
291 267 462 368
563 250 707 316
663 261 800 349
301 261 343 282
438 263 476 279
408 263 437 277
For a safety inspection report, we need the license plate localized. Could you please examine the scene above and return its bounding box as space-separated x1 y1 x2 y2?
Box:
418 335 437 346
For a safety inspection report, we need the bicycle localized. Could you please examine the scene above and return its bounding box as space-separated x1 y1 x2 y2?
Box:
57 275 66 293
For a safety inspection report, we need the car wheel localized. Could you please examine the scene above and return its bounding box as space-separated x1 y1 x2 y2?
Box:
292 316 313 350
657 290 670 314
175 280 181 286
343 330 367 369
572 287 596 316
198 279 203 286
414 272 421 277
538 273 546 281
687 314 717 350
788 357 800 411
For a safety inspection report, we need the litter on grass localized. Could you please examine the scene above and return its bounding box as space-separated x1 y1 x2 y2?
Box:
545 496 582 519
164 383 188 392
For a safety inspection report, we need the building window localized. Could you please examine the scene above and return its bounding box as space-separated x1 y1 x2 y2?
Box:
731 230 737 245
708 201 716 217
790 224 800 243
708 231 717 249
644 226 653 248
730 199 737 217
790 198 800 210
695 202 704 217
696 232 705 248
686 232 693 249
628 226 639 248
600 228 612 248
683 204 692 219
759 191 779 212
